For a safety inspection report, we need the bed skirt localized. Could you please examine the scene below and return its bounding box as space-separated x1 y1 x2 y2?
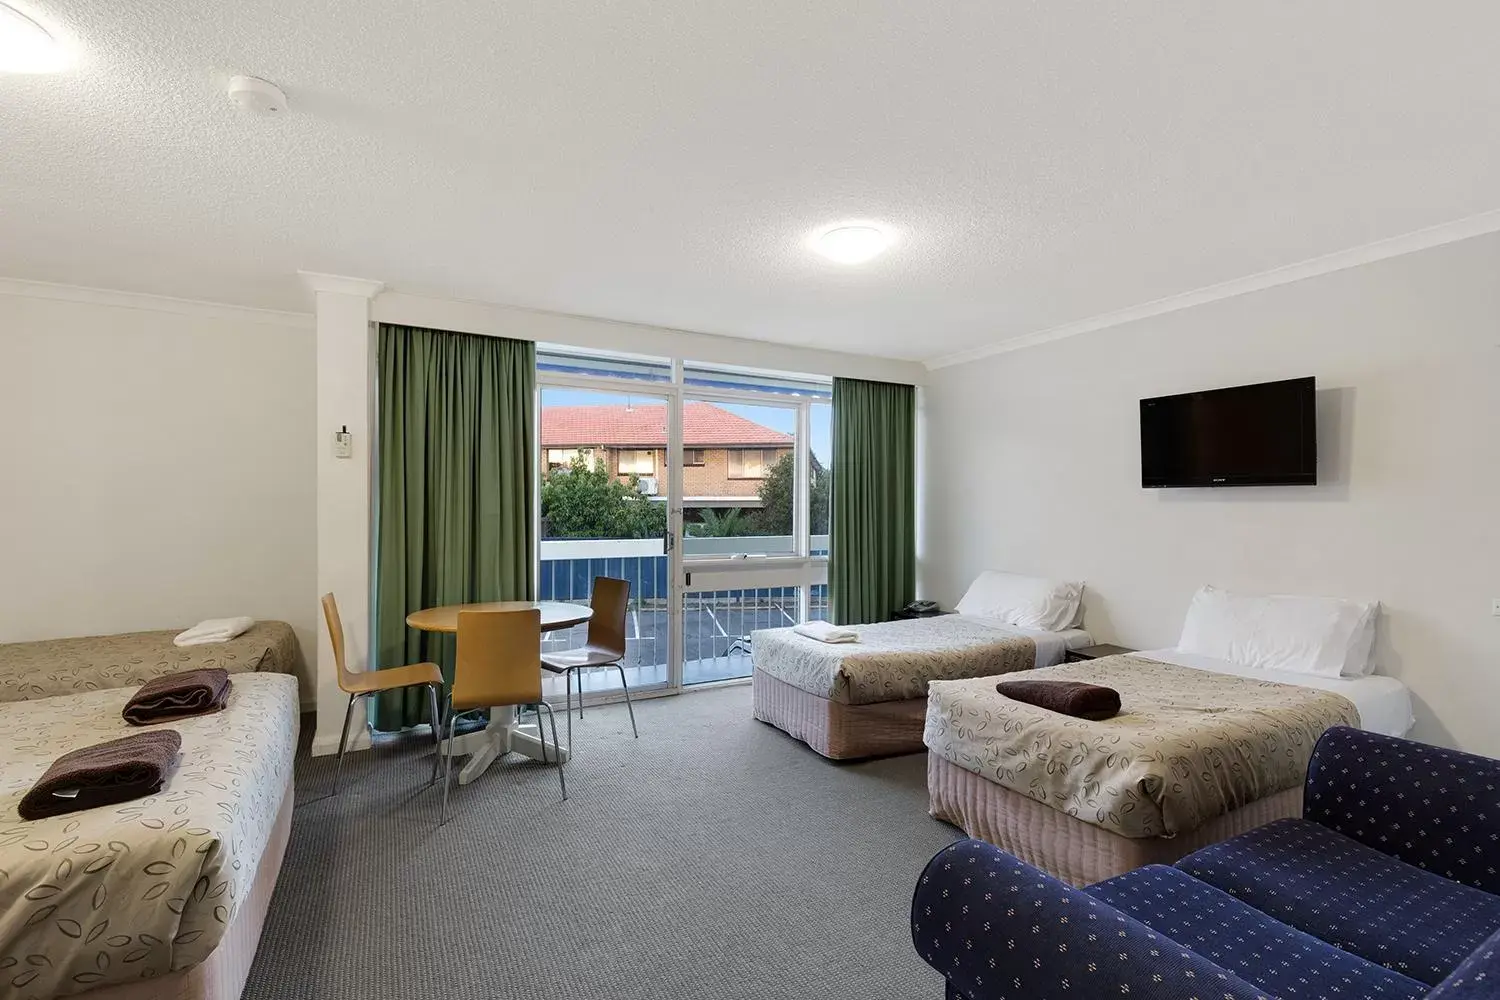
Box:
752 668 927 760
926 752 1303 886
74 775 295 1000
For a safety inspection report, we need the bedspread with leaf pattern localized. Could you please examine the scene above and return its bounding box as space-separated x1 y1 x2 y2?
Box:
924 655 1359 838
0 622 301 705
752 617 1036 704
0 672 297 999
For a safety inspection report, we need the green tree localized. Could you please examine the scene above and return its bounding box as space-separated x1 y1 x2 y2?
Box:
687 507 755 537
753 453 831 536
541 455 667 539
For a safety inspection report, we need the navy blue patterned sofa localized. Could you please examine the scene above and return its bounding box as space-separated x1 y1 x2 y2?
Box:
912 726 1500 1000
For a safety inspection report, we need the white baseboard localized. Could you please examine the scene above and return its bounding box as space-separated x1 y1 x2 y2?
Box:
309 727 373 758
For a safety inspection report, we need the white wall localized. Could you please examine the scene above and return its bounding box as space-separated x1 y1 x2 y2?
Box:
0 283 318 701
922 232 1500 755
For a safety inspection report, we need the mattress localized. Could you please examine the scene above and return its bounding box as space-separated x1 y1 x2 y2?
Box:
927 752 1304 887
1136 647 1415 737
0 621 302 704
751 615 1092 705
924 654 1359 838
0 672 299 999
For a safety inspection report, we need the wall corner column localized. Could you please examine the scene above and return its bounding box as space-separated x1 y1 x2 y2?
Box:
303 272 384 756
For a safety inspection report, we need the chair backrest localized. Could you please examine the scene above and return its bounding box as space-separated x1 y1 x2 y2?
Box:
587 576 630 658
452 609 542 712
321 592 361 693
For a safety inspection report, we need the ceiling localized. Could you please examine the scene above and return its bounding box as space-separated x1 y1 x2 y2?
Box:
3 2 1498 363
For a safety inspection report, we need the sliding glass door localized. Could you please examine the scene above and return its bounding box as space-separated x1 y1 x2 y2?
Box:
537 349 830 702
537 382 673 702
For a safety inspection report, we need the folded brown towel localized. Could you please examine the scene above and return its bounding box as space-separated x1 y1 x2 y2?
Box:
996 679 1122 721
122 668 232 725
19 730 182 821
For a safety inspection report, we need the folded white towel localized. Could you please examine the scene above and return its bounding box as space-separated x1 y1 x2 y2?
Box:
174 617 256 647
794 621 859 644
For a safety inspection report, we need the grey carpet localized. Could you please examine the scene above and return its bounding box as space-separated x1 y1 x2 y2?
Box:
243 685 960 999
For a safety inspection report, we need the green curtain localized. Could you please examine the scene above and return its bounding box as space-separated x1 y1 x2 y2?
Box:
829 377 916 625
373 324 536 730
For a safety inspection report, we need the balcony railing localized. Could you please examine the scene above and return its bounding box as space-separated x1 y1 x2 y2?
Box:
538 537 828 691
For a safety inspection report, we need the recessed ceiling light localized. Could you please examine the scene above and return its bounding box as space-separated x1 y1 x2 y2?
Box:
810 223 894 265
0 3 70 74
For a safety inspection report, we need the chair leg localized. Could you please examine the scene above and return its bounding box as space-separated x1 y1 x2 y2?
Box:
539 701 566 801
563 669 573 750
566 669 575 749
441 695 457 826
535 705 549 766
616 663 638 738
426 683 443 787
333 693 358 795
576 668 584 719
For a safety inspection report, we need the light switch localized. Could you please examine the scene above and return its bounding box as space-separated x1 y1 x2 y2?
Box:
1492 598 1500 617
333 426 353 459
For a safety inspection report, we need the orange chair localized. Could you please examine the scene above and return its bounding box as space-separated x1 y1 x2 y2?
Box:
321 593 444 794
440 609 565 823
541 576 637 747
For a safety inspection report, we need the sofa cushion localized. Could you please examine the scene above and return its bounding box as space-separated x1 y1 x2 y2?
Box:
1179 817 1500 985
1087 864 1427 1000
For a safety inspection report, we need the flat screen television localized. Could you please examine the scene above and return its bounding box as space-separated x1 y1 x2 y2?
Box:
1140 376 1317 487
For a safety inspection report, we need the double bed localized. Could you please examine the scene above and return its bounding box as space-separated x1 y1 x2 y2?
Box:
924 629 1414 885
752 613 1093 759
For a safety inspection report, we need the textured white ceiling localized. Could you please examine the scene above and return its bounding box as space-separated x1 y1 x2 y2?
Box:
3 1 1498 362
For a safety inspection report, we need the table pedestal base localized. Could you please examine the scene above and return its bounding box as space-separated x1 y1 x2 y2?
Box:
440 707 570 785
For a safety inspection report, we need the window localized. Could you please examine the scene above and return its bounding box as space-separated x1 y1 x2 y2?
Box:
683 448 706 467
546 448 596 471
617 449 657 475
728 448 771 480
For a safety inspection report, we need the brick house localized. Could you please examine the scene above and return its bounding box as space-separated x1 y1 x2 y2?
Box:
540 401 793 508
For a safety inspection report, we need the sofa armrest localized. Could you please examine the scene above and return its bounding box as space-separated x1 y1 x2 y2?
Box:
1427 926 1500 999
1305 725 1500 895
911 839 1272 1000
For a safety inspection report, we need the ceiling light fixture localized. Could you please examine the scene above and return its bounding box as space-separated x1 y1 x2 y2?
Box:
809 223 894 265
0 2 70 74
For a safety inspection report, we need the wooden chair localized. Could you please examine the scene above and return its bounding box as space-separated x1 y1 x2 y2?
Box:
441 608 565 823
541 576 637 747
321 593 444 795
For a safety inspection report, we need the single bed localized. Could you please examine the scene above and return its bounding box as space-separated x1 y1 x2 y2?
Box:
0 622 301 704
0 671 298 1000
752 614 1093 759
924 646 1413 886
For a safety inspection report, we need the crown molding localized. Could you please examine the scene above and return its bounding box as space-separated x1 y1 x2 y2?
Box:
925 207 1500 370
298 271 385 299
0 276 313 329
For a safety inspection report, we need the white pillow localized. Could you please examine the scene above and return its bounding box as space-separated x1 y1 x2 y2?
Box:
955 571 1084 632
1177 585 1379 678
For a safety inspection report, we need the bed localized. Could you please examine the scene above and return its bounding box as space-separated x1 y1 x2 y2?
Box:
0 671 299 1000
751 614 1093 759
0 622 301 704
924 645 1413 886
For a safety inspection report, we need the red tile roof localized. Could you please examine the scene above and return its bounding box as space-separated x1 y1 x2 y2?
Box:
541 401 792 448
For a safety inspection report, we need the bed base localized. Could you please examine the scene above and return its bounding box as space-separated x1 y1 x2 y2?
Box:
752 668 928 760
927 752 1303 887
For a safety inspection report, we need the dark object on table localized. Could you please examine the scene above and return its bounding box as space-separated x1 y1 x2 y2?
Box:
995 678 1121 721
122 667 232 725
1063 643 1136 663
894 600 950 620
19 730 182 820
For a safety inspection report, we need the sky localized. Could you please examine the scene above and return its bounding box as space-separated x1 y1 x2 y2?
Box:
541 387 832 466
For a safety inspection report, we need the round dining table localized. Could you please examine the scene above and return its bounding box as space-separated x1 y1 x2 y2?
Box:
407 599 593 784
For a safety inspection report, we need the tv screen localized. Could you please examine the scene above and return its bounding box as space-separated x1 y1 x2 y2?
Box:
1140 377 1317 487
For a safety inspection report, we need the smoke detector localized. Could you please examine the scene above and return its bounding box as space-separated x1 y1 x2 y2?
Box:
227 75 287 114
